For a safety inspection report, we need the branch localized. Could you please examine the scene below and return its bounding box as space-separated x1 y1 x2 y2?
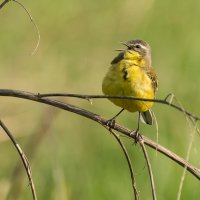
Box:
109 129 140 199
12 0 40 55
0 120 37 200
0 89 199 180
138 136 156 200
0 0 40 55
38 93 200 121
7 108 58 200
0 0 10 9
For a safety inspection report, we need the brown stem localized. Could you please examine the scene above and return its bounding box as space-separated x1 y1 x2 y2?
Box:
0 120 37 200
139 136 156 200
0 89 199 180
109 129 140 200
0 0 10 9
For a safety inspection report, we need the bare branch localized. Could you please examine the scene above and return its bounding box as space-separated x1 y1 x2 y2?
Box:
38 93 200 121
12 0 40 55
0 89 199 180
109 129 140 200
0 120 37 200
138 135 156 200
0 0 10 9
0 0 40 54
177 121 197 200
7 108 58 200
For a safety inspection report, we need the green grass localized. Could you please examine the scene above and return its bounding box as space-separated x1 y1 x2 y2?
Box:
0 0 200 199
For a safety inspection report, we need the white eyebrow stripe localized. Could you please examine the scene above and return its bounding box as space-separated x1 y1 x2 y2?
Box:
139 44 148 50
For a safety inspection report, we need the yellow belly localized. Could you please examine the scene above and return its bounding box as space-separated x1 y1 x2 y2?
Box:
102 61 154 112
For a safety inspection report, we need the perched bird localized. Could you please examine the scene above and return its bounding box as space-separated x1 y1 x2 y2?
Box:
102 39 157 131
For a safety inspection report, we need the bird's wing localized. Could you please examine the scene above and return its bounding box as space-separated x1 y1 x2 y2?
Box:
111 52 124 64
145 67 158 94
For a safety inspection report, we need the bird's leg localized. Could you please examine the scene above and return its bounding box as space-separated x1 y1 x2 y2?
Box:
106 108 124 129
130 112 141 143
136 112 141 136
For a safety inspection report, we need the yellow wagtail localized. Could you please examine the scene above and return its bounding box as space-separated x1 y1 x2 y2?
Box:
102 39 157 131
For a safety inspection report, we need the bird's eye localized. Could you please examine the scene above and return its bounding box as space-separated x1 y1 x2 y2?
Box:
135 44 141 48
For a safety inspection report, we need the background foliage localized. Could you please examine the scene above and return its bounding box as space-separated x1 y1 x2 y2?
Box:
0 0 199 199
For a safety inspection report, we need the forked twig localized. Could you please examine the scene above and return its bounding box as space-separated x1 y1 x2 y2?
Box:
0 120 37 200
109 129 140 200
0 89 199 180
138 135 156 200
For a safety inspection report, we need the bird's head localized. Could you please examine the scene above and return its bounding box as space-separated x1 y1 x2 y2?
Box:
120 39 152 67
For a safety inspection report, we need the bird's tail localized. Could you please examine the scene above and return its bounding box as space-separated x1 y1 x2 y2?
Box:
141 110 153 125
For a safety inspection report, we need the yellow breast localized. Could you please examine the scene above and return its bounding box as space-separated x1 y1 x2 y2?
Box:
102 58 155 112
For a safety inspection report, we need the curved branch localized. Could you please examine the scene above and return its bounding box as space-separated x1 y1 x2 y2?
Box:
139 137 156 200
109 129 140 199
38 93 200 121
0 0 40 55
0 89 199 180
0 120 37 200
12 0 40 55
0 0 10 9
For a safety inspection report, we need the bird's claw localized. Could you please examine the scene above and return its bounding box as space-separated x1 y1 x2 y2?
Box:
106 118 116 131
130 129 141 144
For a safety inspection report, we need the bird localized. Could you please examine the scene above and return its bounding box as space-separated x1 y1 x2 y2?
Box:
102 39 158 132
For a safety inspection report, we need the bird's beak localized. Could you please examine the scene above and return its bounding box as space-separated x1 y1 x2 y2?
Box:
115 49 125 52
120 41 129 48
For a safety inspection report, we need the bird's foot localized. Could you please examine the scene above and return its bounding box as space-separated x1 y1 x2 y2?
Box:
130 128 141 144
105 118 116 131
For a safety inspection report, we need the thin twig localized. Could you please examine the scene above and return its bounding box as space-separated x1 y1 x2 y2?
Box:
0 89 199 179
109 129 140 200
38 93 200 121
176 121 197 200
12 0 40 55
0 120 37 200
138 135 156 200
0 0 40 54
0 0 10 9
7 108 58 200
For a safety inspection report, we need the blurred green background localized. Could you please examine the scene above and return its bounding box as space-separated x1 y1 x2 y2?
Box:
0 0 200 199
